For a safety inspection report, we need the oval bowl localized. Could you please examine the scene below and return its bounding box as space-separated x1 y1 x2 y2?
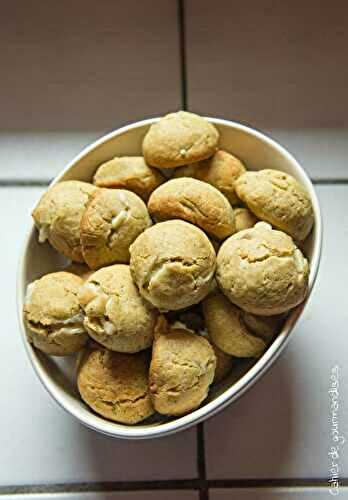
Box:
17 117 322 439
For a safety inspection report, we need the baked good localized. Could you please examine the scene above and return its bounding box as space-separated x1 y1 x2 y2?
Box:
23 271 87 356
234 207 258 232
235 169 314 241
148 178 235 240
77 347 154 424
32 180 96 262
174 150 245 204
78 264 157 353
64 263 93 281
143 111 219 168
149 317 216 415
216 222 309 315
80 188 151 269
129 220 216 311
242 311 284 342
93 156 165 201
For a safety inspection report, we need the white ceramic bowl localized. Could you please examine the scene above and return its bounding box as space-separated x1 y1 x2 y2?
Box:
17 117 322 439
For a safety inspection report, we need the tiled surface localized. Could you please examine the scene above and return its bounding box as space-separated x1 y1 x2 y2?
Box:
205 185 348 479
2 493 199 500
0 187 197 486
209 488 348 499
0 0 181 131
185 0 348 128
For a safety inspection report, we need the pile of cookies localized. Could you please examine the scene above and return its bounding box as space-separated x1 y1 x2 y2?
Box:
23 111 314 424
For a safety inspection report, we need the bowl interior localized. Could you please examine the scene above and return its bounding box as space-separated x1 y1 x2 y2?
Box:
18 118 321 439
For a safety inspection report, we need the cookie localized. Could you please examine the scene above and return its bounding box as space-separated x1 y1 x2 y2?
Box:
149 317 216 416
64 263 93 281
242 312 285 342
80 188 152 269
174 150 245 205
143 111 219 168
78 264 157 353
77 347 154 424
235 169 314 241
216 222 309 315
32 180 96 262
23 271 87 356
203 291 266 357
234 207 258 232
93 156 165 201
148 178 235 240
130 220 216 311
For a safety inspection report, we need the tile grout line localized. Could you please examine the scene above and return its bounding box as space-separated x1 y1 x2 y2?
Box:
197 423 209 500
177 0 188 110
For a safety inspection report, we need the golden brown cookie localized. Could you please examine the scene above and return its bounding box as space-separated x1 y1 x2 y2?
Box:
174 150 246 204
64 263 93 281
149 317 216 416
32 181 96 262
242 312 285 342
77 347 154 424
143 111 219 168
216 222 309 315
23 271 87 356
235 169 314 241
80 188 152 269
129 220 216 311
234 207 258 232
203 292 266 358
78 265 157 353
148 178 235 240
93 156 165 201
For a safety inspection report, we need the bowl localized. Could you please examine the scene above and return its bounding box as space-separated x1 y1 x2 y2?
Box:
17 117 322 439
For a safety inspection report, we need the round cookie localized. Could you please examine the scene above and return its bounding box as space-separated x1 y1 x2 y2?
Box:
78 264 157 353
174 150 246 205
148 178 235 240
211 343 234 383
203 292 266 358
64 263 93 281
234 207 258 232
149 317 216 416
216 222 309 315
23 271 87 356
77 347 154 424
32 180 96 262
242 312 284 342
80 188 152 269
129 220 216 311
93 156 165 201
143 111 219 168
235 169 314 241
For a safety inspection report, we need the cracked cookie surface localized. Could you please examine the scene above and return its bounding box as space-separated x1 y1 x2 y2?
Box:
148 178 235 240
23 271 88 356
80 188 152 269
235 169 314 241
93 156 165 201
78 264 157 353
143 111 219 168
32 180 96 262
216 222 309 315
129 220 216 311
174 149 245 205
149 317 216 415
77 347 154 424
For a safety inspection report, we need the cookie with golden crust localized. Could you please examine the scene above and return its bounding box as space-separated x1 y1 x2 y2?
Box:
23 271 87 356
234 207 258 232
242 311 284 342
174 150 245 205
203 291 266 358
77 347 154 424
78 264 157 353
32 180 96 262
216 222 309 315
148 178 235 240
93 156 165 201
149 317 216 416
80 188 152 269
129 220 216 311
235 169 314 241
143 111 219 168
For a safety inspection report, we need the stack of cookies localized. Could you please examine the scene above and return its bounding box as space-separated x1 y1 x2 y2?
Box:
23 111 314 424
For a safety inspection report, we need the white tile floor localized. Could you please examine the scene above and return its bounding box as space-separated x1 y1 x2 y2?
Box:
1 1 347 499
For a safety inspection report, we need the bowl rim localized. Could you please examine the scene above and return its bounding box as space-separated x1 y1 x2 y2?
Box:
16 116 323 439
